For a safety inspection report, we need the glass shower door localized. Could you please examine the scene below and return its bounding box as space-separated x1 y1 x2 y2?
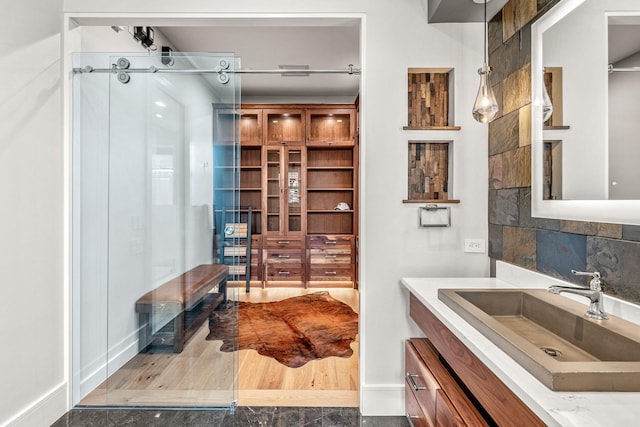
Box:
72 52 239 409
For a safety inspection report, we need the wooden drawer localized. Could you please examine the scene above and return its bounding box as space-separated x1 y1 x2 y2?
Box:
308 266 353 281
406 382 434 427
309 248 352 264
436 389 465 427
307 234 354 248
406 340 439 424
265 249 303 264
265 237 304 249
266 265 303 281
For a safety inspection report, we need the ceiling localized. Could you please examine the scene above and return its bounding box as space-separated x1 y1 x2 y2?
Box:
608 17 640 65
427 0 507 23
158 19 361 100
155 1 506 99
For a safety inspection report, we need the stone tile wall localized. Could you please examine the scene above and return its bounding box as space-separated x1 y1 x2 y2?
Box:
488 0 640 303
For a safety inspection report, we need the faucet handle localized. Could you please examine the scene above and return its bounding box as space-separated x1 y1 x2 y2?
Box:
571 270 602 291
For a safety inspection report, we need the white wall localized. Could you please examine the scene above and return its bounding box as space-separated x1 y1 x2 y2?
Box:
0 0 67 426
0 0 489 424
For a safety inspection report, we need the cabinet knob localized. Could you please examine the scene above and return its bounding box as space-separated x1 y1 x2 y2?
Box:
325 255 337 259
325 240 337 245
278 240 290 245
279 271 290 275
277 255 290 259
325 271 337 275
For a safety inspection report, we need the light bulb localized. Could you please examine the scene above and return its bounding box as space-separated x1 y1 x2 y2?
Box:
542 81 553 122
472 64 499 123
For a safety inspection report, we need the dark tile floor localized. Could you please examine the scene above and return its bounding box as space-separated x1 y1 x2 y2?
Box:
51 407 410 426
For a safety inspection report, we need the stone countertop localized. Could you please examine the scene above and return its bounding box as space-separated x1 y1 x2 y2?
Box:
401 274 640 427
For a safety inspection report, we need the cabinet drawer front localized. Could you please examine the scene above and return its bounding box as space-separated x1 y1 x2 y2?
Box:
406 341 439 423
406 385 435 427
309 248 352 264
436 390 465 427
265 249 302 264
266 265 303 280
308 266 353 281
266 237 304 248
307 235 354 248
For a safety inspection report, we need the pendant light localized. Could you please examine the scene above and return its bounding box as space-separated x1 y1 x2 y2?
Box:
472 0 499 123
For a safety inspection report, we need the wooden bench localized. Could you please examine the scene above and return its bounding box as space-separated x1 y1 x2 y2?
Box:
135 264 228 353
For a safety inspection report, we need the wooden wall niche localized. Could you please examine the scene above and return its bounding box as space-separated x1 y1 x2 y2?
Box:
405 68 458 130
405 140 456 203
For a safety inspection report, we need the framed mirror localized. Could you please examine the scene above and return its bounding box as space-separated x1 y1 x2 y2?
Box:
531 0 640 225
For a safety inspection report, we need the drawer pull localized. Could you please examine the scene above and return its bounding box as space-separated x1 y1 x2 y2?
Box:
406 373 426 391
324 240 337 245
279 271 291 275
325 271 337 276
277 240 290 245
325 255 337 259
277 255 290 259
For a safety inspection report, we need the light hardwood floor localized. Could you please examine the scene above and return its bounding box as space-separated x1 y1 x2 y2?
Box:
79 287 359 408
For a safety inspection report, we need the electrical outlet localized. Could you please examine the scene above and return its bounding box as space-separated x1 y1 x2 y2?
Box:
464 238 485 253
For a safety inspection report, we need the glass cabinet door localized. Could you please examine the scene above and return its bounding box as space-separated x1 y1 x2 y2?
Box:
265 148 281 233
263 146 305 235
286 149 303 233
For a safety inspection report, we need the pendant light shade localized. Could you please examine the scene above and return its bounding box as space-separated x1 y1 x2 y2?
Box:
472 64 499 123
472 0 499 123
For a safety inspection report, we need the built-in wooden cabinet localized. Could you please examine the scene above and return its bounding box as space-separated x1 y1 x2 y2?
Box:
264 109 305 145
306 147 356 235
306 109 355 146
240 109 263 146
236 104 358 288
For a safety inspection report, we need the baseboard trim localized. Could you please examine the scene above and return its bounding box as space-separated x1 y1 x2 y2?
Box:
4 382 67 427
360 383 404 416
79 331 139 401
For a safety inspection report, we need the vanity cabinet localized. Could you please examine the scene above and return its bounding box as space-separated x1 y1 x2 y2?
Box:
408 294 546 427
405 338 487 427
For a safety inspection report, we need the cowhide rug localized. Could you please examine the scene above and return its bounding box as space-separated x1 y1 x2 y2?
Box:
206 291 358 368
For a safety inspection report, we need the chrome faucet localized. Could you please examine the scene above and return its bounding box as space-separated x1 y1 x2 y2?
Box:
548 270 609 320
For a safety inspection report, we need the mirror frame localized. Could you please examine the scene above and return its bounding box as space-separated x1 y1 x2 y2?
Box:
531 0 640 225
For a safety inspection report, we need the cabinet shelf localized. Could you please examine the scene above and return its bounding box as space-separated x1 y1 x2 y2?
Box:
306 166 354 170
308 188 355 191
308 209 354 213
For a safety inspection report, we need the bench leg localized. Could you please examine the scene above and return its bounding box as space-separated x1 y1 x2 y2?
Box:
220 278 228 303
138 312 152 353
173 312 185 353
